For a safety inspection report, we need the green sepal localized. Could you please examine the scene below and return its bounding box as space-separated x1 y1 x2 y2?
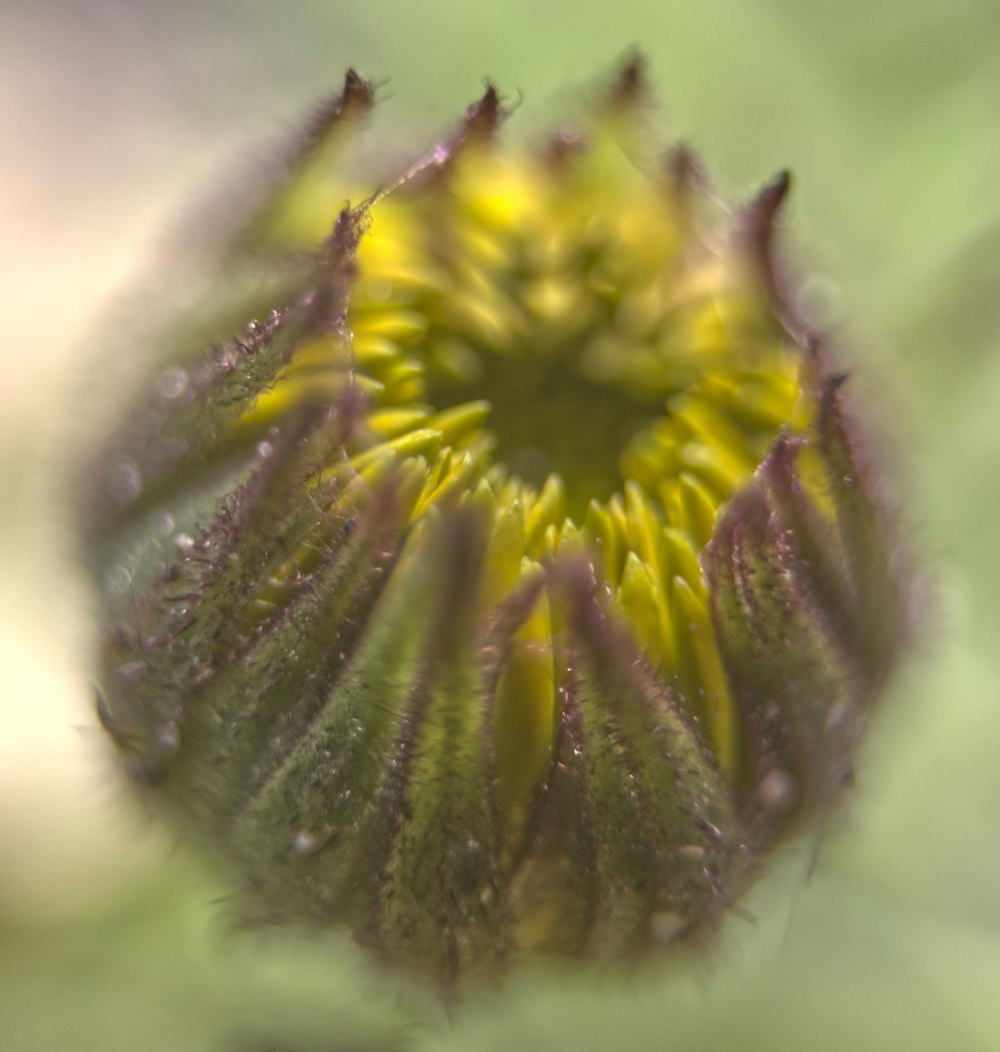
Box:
704 481 868 836
157 464 424 825
226 505 508 983
96 400 361 783
510 560 745 959
817 377 907 680
84 212 365 542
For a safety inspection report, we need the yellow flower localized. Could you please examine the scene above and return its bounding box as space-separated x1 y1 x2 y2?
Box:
83 59 908 987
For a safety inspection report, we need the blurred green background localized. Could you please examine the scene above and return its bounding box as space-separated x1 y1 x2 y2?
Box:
3 1 1000 1049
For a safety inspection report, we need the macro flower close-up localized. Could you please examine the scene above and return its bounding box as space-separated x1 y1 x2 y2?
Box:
79 58 908 988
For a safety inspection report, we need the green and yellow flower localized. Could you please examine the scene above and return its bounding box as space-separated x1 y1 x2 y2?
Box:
82 60 908 986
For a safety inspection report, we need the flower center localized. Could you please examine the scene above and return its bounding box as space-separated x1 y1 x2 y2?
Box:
423 334 656 516
343 143 807 549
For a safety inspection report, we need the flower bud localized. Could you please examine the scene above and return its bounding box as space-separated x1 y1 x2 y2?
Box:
82 59 909 986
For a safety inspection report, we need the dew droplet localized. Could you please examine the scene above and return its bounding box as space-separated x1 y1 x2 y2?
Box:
105 564 133 596
108 459 142 505
157 367 189 401
157 721 181 754
217 347 238 372
825 701 849 732
650 910 687 944
757 768 797 813
292 831 317 854
174 532 196 555
256 440 274 459
151 510 176 537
